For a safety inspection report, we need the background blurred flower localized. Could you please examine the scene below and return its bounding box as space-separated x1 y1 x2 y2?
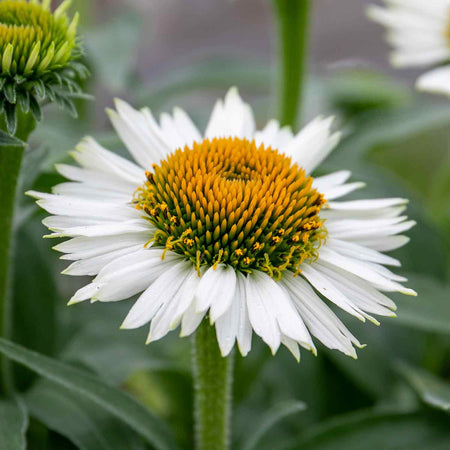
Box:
0 0 88 134
29 88 415 360
368 0 450 96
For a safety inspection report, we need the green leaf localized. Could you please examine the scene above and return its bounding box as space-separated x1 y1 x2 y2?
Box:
387 273 450 335
397 363 450 412
0 338 177 450
284 409 450 450
24 380 146 450
62 313 182 385
241 400 306 450
0 400 27 450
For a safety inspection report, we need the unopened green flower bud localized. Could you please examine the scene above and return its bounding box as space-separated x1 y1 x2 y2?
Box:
0 0 89 134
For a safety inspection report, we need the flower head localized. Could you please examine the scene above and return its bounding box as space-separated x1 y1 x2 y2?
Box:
0 0 88 134
28 88 416 360
368 0 450 96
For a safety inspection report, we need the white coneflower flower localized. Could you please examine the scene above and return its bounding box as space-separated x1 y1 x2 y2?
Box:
28 88 416 360
368 0 450 96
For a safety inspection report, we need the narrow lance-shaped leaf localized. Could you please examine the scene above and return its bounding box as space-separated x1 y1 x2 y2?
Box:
0 338 177 450
0 400 27 450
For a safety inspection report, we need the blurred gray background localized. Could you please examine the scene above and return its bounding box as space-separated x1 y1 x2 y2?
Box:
92 0 411 84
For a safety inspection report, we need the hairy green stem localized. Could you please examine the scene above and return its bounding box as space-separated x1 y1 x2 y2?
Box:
193 320 233 450
273 0 311 127
0 112 35 395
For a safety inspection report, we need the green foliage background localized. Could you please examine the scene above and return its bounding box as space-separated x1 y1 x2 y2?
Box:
1 2 450 449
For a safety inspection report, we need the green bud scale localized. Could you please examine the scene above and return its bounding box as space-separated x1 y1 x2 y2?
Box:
0 0 89 134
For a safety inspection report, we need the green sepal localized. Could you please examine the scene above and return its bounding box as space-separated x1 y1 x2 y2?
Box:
34 79 46 99
4 84 17 104
70 62 90 79
60 97 78 118
29 96 42 122
0 98 4 115
13 75 26 85
17 91 30 114
0 78 6 91
4 102 17 135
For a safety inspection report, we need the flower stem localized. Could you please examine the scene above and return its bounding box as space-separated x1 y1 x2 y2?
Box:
272 0 311 127
0 111 36 395
193 319 233 450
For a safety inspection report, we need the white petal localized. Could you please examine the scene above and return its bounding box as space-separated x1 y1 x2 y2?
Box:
357 235 410 252
317 248 416 295
54 233 149 260
180 300 206 337
416 66 450 96
281 275 361 358
55 164 139 193
282 116 341 174
196 264 237 322
44 219 151 238
62 244 144 276
244 271 281 354
73 137 145 183
281 336 300 362
254 120 293 150
314 261 397 315
107 99 171 168
121 261 191 329
204 88 255 140
147 265 199 343
94 249 182 302
300 264 367 321
326 238 401 267
28 192 139 221
68 283 102 305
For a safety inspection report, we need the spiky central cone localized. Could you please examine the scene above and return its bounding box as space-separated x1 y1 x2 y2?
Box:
134 138 327 280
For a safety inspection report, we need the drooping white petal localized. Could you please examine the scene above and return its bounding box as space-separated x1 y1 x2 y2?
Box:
180 300 206 337
317 247 417 295
121 261 191 329
281 275 361 358
94 250 182 303
325 238 401 267
281 336 300 362
300 264 368 321
147 265 200 343
244 271 281 354
314 261 397 316
356 235 410 252
196 264 237 322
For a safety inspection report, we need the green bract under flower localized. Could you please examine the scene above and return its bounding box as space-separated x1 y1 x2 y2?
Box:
0 0 88 134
